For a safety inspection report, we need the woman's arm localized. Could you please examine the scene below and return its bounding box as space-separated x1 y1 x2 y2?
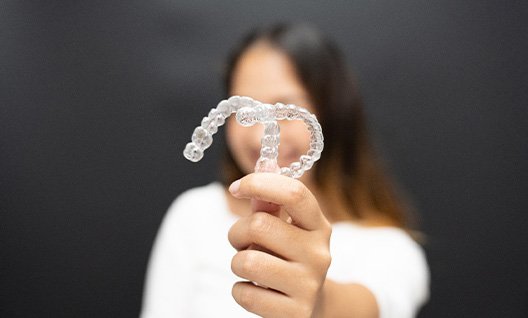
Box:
319 280 379 318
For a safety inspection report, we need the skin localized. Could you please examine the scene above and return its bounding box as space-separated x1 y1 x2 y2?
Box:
226 43 379 317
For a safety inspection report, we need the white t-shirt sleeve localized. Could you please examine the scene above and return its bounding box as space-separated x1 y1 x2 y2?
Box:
140 193 196 318
328 225 430 318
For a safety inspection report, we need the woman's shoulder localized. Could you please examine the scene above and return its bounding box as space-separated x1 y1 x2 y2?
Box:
331 222 425 259
329 222 429 280
171 182 225 205
329 222 430 314
169 182 226 209
329 222 430 285
163 182 228 223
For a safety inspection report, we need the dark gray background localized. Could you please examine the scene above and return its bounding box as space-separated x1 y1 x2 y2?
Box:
1 1 527 317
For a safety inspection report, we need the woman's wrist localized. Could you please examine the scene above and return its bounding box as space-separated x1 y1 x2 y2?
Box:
312 279 332 318
315 279 379 318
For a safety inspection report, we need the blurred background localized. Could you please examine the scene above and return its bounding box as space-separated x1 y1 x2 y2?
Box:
1 1 527 317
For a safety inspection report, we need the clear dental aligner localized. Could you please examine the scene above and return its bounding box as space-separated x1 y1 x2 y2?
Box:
183 96 323 179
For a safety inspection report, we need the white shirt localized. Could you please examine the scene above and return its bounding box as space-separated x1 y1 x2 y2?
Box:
141 183 429 318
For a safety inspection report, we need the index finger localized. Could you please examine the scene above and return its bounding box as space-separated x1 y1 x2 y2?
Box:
229 173 329 231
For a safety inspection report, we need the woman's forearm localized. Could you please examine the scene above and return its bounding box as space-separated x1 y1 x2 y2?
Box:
318 279 379 318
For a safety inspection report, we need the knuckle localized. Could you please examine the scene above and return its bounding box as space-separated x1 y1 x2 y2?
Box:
248 212 272 238
288 181 306 202
322 253 332 270
232 283 257 311
318 218 332 237
238 251 260 276
322 220 332 235
227 223 237 245
313 247 332 270
320 250 332 269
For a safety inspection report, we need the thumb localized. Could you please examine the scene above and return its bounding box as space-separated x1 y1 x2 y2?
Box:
251 160 282 216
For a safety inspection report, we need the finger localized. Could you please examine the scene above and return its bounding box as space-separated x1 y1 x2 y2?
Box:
228 212 313 261
251 198 280 216
229 173 329 231
232 281 300 318
231 249 304 296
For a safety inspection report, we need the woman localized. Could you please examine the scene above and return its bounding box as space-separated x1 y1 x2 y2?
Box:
141 23 429 318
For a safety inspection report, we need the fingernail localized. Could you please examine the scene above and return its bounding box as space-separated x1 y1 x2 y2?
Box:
229 179 241 194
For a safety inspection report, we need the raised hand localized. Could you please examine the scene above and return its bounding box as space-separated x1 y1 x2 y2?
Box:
228 173 332 318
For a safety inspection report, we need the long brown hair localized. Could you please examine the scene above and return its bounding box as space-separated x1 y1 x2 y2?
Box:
221 23 412 229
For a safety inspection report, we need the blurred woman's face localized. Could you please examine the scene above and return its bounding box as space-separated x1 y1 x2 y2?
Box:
227 43 315 180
